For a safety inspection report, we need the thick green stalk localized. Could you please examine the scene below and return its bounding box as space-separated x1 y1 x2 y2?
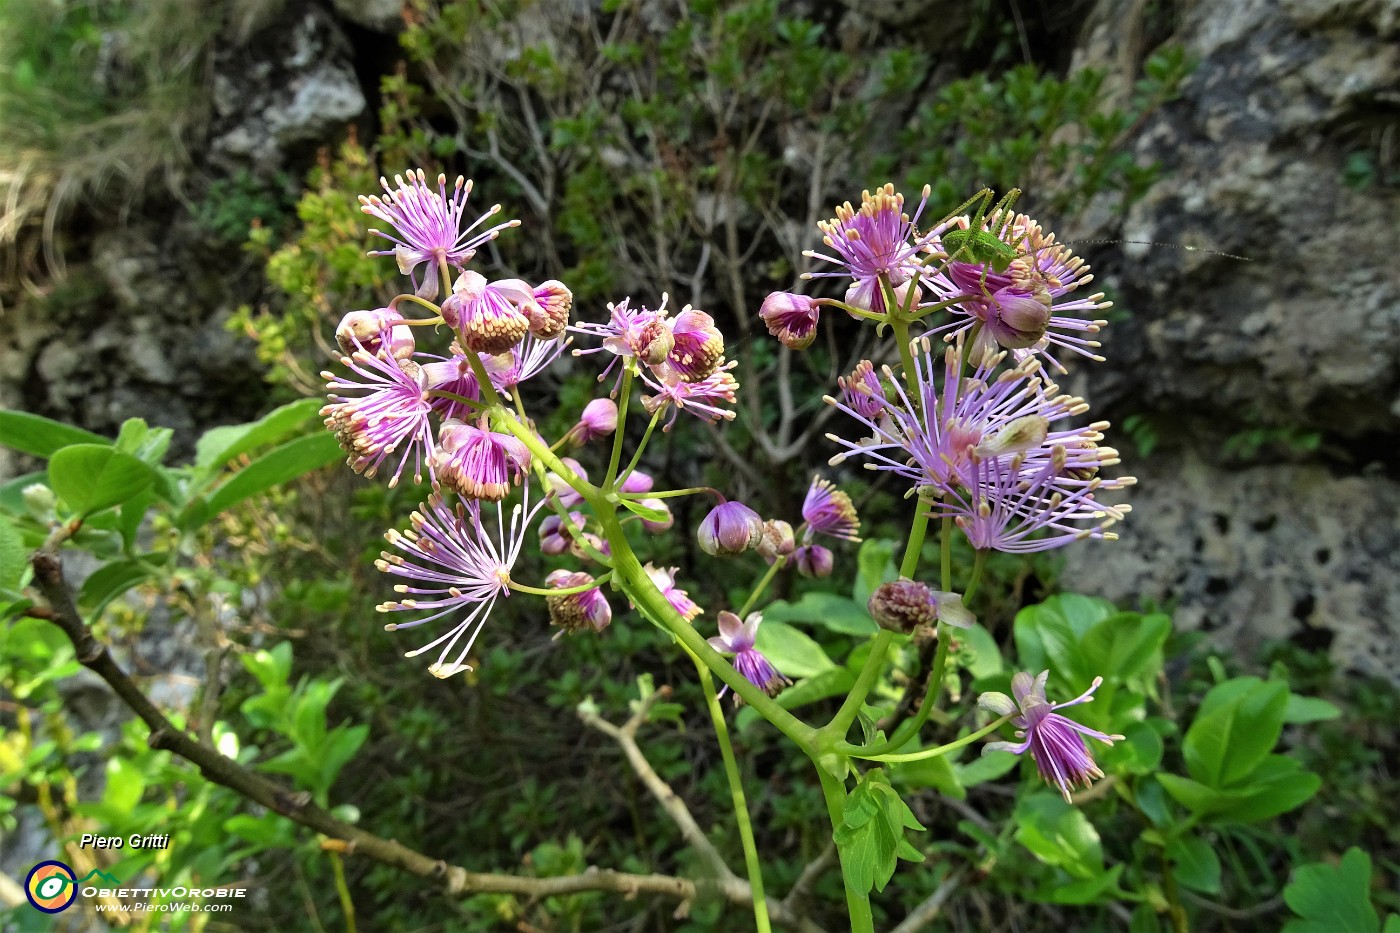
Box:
818 769 875 933
693 653 771 933
594 509 819 751
841 715 1010 763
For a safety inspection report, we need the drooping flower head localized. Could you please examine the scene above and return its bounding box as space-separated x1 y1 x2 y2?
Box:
757 519 796 563
665 308 725 382
440 271 534 356
927 212 1110 373
527 280 573 340
359 170 518 292
792 544 833 578
336 308 416 360
836 360 889 423
430 419 531 502
803 184 939 314
801 475 861 543
376 491 541 678
569 398 618 446
538 510 586 556
867 579 974 633
709 611 791 703
759 291 821 350
544 570 612 634
322 348 435 487
644 564 703 621
570 296 672 386
978 671 1124 802
697 500 764 556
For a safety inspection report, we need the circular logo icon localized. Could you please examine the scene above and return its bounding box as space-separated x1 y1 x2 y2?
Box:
25 860 77 913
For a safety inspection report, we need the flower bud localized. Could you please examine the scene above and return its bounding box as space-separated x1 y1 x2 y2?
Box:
571 398 618 446
985 285 1052 349
868 579 975 632
636 317 674 366
759 291 819 350
757 519 796 562
527 280 573 339
539 511 585 556
619 470 654 495
792 544 833 578
22 483 56 521
667 308 725 381
697 501 764 556
545 570 612 634
336 308 415 359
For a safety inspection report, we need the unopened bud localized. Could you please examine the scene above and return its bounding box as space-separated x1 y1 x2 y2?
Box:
868 579 974 632
757 519 796 562
697 501 764 556
336 308 415 359
528 280 573 339
636 318 674 366
792 544 833 578
759 292 819 350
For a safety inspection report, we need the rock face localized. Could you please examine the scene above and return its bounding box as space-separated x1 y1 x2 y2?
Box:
1063 0 1400 681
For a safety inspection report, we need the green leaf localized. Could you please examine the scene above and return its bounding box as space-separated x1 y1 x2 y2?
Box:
0 514 25 594
1217 755 1321 823
1167 835 1222 894
186 432 342 528
959 622 1003 678
1156 773 1223 816
777 666 857 710
1183 678 1288 788
1283 847 1380 933
48 445 155 517
832 769 925 895
1013 792 1105 880
955 749 1018 787
852 537 897 605
620 498 670 523
0 411 108 457
1013 593 1116 686
194 398 325 471
1080 611 1171 685
754 620 836 679
78 557 163 619
1282 694 1341 724
763 592 875 636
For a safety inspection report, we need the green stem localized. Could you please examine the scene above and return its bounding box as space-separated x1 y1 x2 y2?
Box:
424 389 486 414
818 769 875 933
692 652 771 933
604 365 635 491
964 549 988 603
509 573 612 597
738 555 787 617
840 715 1010 763
328 851 356 933
623 486 717 501
616 407 664 487
594 508 818 751
462 345 506 411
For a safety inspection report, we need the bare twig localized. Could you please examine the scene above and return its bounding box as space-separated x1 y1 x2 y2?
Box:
579 692 828 933
21 544 800 922
890 869 964 933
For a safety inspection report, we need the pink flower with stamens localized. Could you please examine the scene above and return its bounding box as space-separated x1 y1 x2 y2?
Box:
759 291 820 350
665 307 725 382
979 671 1123 802
644 564 703 621
641 361 739 430
803 184 940 314
376 491 541 678
359 170 517 293
545 570 612 634
322 349 434 487
801 476 861 543
431 419 531 502
441 271 533 356
925 212 1110 373
709 611 790 702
